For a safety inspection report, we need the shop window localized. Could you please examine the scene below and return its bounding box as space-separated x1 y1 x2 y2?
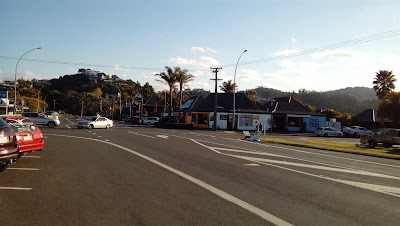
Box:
197 113 208 125
288 117 302 127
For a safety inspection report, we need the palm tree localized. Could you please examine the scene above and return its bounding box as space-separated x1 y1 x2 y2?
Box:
373 70 396 99
378 91 400 126
175 67 193 110
219 80 237 93
155 66 178 123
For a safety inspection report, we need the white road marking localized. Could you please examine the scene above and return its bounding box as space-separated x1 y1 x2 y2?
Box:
21 156 41 158
167 133 400 169
92 133 96 135
191 139 400 198
105 139 110 141
46 134 293 226
65 117 75 125
66 125 71 129
7 168 39 171
0 187 32 190
128 131 155 139
156 135 169 139
98 136 102 138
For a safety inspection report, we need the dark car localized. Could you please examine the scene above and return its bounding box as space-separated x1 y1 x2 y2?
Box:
0 117 19 172
2 116 45 156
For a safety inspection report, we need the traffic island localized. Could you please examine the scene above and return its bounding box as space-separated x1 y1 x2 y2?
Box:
260 137 400 160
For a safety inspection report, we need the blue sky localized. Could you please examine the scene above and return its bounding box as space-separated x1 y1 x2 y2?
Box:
1 0 399 92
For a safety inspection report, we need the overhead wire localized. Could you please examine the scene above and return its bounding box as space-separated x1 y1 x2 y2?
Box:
0 29 399 72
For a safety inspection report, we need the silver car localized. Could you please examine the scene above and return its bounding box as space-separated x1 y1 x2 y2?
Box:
77 116 113 129
21 112 60 128
314 127 343 137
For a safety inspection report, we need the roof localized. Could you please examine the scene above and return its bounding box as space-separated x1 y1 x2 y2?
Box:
181 96 204 112
143 96 164 107
264 96 324 115
194 93 267 113
355 109 391 123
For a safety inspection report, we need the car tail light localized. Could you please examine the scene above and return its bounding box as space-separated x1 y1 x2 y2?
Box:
0 128 16 144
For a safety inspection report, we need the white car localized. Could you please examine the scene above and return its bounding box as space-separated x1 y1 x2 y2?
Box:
314 127 343 137
342 126 373 137
77 116 113 129
142 117 159 125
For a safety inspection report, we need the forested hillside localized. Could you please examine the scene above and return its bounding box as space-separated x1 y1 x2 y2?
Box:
254 86 379 115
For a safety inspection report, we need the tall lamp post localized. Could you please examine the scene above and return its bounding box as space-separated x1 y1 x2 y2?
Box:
115 86 122 121
232 50 247 131
14 47 41 114
71 96 84 117
37 86 44 112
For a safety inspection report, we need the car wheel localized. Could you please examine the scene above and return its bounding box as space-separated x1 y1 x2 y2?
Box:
324 133 328 137
147 122 151 125
78 126 82 129
353 132 358 138
89 124 94 129
368 140 377 148
48 122 55 128
383 142 392 148
337 133 342 137
0 164 8 173
106 124 110 129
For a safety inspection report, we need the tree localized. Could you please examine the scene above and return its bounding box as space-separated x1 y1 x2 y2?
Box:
219 80 236 93
175 67 193 110
91 87 103 97
378 91 400 126
155 66 178 123
244 89 258 103
373 70 396 99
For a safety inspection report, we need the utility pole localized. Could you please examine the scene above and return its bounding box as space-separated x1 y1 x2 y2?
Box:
210 67 222 131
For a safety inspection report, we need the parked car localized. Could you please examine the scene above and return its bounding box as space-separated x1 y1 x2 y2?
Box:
343 126 373 137
122 116 131 122
21 112 60 128
142 117 160 125
1 116 44 157
131 116 144 124
360 128 400 148
0 117 19 172
314 127 343 137
77 116 113 129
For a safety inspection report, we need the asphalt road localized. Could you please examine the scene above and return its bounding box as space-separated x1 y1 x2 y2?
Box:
1 115 399 225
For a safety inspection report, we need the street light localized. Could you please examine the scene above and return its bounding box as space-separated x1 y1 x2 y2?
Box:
115 86 122 121
70 96 84 117
232 49 247 131
43 94 50 112
37 86 44 112
14 47 41 114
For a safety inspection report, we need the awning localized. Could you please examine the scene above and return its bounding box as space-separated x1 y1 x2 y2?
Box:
287 114 311 118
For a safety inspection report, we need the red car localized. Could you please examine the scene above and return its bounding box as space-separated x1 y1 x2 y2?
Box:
1 116 45 156
0 117 19 172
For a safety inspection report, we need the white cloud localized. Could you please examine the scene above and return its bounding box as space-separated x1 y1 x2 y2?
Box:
274 49 301 56
168 56 220 68
114 64 130 71
311 49 370 60
191 46 217 54
291 37 296 43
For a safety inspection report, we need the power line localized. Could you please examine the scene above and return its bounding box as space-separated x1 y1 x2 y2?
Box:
0 29 399 72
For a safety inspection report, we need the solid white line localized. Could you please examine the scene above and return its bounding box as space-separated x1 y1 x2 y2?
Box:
7 168 39 171
128 131 155 139
45 134 292 226
21 156 41 158
65 117 75 125
0 187 32 190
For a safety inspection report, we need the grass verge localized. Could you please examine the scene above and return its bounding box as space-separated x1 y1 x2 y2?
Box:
260 137 400 160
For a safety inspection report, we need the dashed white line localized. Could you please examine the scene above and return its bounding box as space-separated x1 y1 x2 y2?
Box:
0 187 32 190
98 136 102 138
66 125 71 129
7 168 39 171
128 131 155 139
21 156 41 158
